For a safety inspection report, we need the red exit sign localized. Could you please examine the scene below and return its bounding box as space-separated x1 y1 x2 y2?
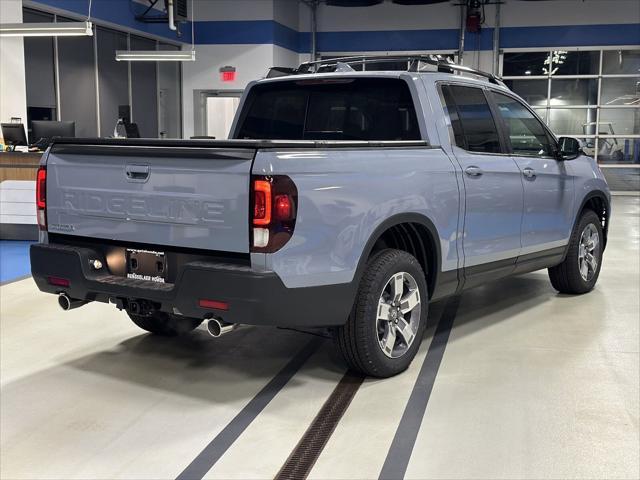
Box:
220 66 236 83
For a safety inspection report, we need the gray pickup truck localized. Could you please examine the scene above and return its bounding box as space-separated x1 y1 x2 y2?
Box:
31 56 610 377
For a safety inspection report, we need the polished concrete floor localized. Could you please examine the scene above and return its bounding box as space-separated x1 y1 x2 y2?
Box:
1 197 638 480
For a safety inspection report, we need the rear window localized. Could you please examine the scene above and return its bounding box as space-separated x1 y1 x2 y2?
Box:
235 78 421 141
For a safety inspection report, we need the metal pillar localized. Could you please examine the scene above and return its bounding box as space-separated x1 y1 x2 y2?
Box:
492 1 501 75
458 2 466 65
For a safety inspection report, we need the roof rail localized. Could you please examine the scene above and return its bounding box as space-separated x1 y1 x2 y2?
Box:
266 54 506 87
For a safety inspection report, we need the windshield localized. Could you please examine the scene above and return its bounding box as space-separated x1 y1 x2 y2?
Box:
234 78 421 141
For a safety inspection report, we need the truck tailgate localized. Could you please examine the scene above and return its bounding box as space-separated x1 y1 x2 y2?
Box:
45 143 255 253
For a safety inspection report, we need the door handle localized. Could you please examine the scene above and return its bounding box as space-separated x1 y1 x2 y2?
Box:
125 164 149 182
522 167 536 179
464 166 483 177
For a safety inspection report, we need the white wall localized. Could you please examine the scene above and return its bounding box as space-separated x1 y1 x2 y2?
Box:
0 0 28 132
181 43 276 138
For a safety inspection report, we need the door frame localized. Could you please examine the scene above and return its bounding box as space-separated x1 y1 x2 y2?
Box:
193 89 243 138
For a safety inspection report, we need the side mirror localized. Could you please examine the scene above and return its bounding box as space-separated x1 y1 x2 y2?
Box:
557 136 582 160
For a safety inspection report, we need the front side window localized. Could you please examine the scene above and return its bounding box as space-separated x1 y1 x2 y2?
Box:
441 84 502 154
492 92 556 157
236 78 420 141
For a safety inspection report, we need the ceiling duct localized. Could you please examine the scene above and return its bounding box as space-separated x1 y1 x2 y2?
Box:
326 0 384 6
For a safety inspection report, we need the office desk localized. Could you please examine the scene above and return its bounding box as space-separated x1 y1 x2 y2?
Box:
0 151 43 182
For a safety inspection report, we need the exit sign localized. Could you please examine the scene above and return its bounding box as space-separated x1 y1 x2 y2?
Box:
220 66 236 82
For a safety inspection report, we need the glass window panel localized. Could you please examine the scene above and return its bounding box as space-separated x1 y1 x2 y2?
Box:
130 36 158 138
504 79 548 107
23 9 57 141
596 137 639 164
502 51 549 77
549 50 599 75
599 108 640 135
441 85 502 153
57 16 97 137
96 27 129 137
550 78 598 106
158 43 182 138
493 92 556 157
600 77 640 106
548 108 597 135
602 49 640 75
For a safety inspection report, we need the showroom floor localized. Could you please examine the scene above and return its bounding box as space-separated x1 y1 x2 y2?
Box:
1 197 638 480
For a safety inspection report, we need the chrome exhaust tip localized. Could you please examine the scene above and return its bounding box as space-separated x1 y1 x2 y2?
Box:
205 318 238 338
58 293 87 311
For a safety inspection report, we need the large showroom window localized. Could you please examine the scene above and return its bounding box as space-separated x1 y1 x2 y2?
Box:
502 49 640 163
22 7 184 140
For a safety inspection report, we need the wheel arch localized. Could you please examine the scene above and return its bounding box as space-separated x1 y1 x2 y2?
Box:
354 213 442 299
576 190 610 250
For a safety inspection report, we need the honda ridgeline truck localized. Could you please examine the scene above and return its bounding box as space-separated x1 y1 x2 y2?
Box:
31 57 610 377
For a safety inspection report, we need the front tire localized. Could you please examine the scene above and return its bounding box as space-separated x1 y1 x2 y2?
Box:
548 209 604 294
128 311 202 336
337 249 428 378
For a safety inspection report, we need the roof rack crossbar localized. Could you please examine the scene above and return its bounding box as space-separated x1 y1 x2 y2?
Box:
267 54 506 87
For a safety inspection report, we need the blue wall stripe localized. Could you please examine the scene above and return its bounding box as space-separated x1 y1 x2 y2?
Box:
194 21 638 53
500 23 640 49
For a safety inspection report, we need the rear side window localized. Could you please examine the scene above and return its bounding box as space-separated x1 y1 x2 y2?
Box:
235 78 420 141
441 85 502 153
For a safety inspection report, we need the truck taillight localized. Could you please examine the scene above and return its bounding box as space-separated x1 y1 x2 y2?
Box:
36 167 47 230
250 175 297 253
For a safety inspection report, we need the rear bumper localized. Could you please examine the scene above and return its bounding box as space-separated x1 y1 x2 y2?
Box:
30 243 354 327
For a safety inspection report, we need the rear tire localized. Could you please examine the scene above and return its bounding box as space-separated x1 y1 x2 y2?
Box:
548 209 604 294
127 311 202 336
337 249 428 378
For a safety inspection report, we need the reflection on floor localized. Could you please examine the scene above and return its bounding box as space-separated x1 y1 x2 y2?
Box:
1 198 638 480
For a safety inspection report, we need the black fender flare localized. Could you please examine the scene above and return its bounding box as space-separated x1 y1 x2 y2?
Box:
574 190 611 250
352 212 443 297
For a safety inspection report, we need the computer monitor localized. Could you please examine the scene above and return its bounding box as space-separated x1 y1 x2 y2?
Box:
124 122 140 139
1 123 28 147
31 121 75 143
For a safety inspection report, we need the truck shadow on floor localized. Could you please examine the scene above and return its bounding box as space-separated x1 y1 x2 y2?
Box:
54 272 604 400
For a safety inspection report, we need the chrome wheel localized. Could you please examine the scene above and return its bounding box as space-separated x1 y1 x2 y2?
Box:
376 271 421 359
578 223 600 282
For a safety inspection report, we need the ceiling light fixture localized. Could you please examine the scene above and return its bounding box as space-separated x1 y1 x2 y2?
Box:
115 49 196 62
0 0 93 37
0 21 93 37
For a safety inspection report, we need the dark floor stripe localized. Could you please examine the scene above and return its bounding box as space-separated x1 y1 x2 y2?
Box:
378 297 460 480
275 370 365 480
175 337 324 480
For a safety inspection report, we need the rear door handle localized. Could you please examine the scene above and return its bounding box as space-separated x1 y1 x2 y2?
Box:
464 166 483 177
522 167 536 179
125 164 149 182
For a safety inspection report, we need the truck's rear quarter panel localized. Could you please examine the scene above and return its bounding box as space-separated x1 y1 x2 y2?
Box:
252 147 461 289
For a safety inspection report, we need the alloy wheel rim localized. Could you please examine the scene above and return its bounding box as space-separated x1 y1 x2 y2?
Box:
578 223 600 282
376 271 421 359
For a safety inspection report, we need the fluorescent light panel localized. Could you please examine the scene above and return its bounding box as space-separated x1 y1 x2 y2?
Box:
0 21 93 37
115 50 196 62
